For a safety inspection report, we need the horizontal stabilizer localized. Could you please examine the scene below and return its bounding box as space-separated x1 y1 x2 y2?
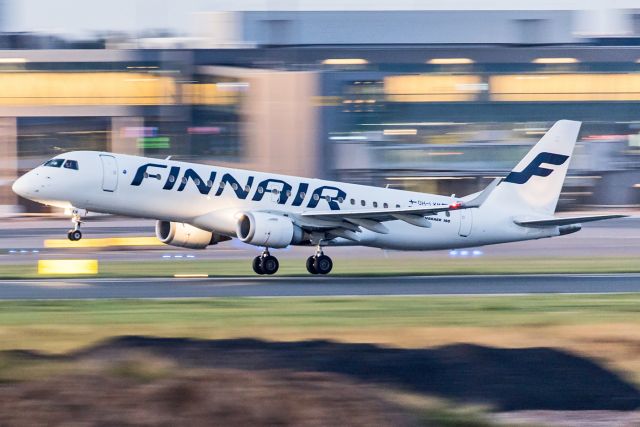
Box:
515 214 627 227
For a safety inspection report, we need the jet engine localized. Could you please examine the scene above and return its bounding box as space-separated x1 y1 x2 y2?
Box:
236 212 304 248
155 220 230 249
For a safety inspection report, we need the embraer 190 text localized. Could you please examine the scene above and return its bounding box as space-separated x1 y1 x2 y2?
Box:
12 120 625 275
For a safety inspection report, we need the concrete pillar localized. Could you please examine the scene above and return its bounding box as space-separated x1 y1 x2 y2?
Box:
242 71 319 178
0 117 18 213
111 116 144 155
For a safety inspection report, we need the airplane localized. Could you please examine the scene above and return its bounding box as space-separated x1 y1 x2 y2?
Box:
12 120 625 275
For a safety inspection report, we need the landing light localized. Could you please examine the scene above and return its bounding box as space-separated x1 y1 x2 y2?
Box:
449 202 463 209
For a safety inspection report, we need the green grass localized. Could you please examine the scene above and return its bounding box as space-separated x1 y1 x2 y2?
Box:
1 256 640 279
0 295 638 353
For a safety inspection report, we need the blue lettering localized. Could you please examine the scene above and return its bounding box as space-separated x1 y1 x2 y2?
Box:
131 163 167 186
177 168 217 195
215 173 254 199
163 166 181 190
307 186 346 210
252 178 293 204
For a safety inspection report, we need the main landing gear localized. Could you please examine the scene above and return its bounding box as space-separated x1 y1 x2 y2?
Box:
67 209 83 241
306 247 333 275
250 246 334 275
252 249 280 275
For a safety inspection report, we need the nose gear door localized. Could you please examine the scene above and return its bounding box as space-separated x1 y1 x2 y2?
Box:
100 154 118 192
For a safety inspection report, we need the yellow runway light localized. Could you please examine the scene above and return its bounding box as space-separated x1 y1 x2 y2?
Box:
38 259 98 275
174 274 209 278
44 236 163 249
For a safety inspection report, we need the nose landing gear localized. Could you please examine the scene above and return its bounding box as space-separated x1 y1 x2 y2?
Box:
252 249 279 275
306 246 333 275
67 209 83 241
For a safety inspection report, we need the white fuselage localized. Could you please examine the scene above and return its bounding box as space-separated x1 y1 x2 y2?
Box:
12 151 557 250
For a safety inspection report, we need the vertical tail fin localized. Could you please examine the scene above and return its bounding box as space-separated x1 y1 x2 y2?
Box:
487 120 581 215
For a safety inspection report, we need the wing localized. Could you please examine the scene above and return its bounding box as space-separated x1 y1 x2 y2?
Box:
515 214 627 227
295 178 501 237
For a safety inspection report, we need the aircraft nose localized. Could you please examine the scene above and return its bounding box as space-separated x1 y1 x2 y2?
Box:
12 173 33 198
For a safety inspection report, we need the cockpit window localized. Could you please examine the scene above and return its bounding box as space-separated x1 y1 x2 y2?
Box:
43 159 64 168
63 160 79 170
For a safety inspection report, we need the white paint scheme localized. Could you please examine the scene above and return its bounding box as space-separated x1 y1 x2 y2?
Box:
11 120 624 269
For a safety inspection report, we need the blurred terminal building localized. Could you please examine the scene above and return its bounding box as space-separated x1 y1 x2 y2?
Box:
3 7 640 213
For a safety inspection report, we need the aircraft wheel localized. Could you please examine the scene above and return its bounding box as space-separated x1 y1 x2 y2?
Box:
252 256 264 275
261 255 279 275
306 256 318 274
314 255 333 275
67 230 82 241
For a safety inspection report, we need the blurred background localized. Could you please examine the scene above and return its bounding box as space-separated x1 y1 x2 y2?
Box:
2 0 640 216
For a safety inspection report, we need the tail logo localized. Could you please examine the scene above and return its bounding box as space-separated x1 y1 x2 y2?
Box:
504 152 569 184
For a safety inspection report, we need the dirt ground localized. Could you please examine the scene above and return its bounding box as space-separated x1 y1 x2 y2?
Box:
0 368 415 426
1 336 640 426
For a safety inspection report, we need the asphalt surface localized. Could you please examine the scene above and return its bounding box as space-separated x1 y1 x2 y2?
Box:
0 273 639 300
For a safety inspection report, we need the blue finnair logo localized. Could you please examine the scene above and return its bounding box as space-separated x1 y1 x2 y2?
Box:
504 152 570 185
130 163 347 210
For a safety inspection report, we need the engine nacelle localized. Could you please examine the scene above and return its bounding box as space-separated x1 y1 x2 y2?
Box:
155 221 229 249
236 212 304 248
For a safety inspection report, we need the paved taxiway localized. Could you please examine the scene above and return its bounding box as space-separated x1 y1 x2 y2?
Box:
0 273 639 300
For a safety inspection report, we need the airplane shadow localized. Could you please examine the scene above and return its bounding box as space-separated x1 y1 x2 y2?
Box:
12 336 640 411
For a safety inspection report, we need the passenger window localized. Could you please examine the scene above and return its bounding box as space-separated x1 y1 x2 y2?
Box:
361 200 366 206
232 183 239 191
63 160 79 170
383 203 388 208
396 204 400 208
313 194 320 201
350 198 355 205
44 159 64 168
373 201 378 208
299 191 306 199
338 197 344 203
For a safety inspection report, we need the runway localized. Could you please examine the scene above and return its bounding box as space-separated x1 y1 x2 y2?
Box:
0 273 639 300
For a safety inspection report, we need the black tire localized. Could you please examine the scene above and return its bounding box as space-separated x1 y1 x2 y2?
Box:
314 255 333 275
71 230 82 241
252 256 264 275
306 256 318 274
67 230 75 241
261 255 279 275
